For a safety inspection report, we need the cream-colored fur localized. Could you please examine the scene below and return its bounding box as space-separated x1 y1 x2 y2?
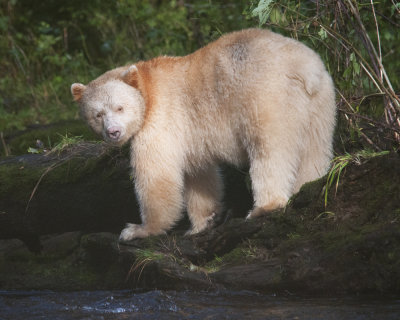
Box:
71 29 336 241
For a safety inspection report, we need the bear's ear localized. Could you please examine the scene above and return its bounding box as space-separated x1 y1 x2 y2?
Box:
71 83 86 101
121 65 138 88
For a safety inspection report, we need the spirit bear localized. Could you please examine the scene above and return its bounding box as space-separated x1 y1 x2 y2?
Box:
71 29 336 241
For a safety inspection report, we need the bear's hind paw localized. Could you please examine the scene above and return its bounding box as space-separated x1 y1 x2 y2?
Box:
185 211 217 236
246 201 286 220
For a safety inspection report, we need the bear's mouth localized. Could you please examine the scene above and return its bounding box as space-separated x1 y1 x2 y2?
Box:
103 132 128 145
105 135 123 143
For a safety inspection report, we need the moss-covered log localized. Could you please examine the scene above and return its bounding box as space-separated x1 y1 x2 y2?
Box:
0 142 140 251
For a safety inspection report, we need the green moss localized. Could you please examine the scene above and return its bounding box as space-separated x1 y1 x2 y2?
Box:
362 178 400 220
314 223 397 257
293 177 326 206
0 164 41 202
0 232 133 290
0 249 101 290
287 232 301 240
254 213 298 242
0 142 123 213
135 249 164 261
43 157 100 185
80 233 119 271
204 243 261 272
137 236 163 250
6 120 100 156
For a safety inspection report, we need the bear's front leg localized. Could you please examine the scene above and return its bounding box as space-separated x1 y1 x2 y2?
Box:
119 160 184 242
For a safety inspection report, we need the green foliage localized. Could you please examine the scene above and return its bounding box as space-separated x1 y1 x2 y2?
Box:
0 0 251 134
1 0 399 154
49 133 83 154
134 249 164 262
248 0 400 150
251 0 276 26
233 1 400 152
203 243 260 273
248 0 400 92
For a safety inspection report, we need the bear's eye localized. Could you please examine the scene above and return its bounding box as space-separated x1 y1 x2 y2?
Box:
96 112 103 119
117 106 123 112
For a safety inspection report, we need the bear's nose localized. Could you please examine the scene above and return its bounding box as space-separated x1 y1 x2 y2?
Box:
107 127 121 140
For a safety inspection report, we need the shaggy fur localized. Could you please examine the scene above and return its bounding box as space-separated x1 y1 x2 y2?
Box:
71 29 336 241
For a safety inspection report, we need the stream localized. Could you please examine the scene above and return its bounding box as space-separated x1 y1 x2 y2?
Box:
0 290 399 320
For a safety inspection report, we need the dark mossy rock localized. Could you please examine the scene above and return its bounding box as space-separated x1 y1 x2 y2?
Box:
0 141 399 294
0 232 98 291
0 232 135 291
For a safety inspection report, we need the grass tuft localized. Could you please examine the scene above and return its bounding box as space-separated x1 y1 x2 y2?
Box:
325 149 390 206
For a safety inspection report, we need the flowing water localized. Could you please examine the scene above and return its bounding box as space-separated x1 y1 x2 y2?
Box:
0 290 399 320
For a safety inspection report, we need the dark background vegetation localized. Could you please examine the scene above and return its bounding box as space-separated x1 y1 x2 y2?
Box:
0 0 399 156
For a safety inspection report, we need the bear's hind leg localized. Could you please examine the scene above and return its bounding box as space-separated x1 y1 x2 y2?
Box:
184 166 223 235
246 143 299 219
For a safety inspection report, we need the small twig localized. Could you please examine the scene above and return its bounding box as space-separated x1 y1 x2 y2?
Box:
356 92 386 106
360 130 382 151
339 107 400 135
336 91 380 150
359 61 383 93
391 0 400 14
24 145 95 213
25 161 62 213
337 89 400 135
317 2 400 109
370 0 382 79
346 0 400 109
336 89 356 113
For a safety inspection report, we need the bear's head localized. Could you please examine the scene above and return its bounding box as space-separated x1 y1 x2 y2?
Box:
71 65 145 145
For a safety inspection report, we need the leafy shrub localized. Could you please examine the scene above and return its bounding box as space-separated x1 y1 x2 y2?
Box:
247 0 400 151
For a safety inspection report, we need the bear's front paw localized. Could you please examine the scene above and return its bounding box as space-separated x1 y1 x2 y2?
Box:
119 223 150 242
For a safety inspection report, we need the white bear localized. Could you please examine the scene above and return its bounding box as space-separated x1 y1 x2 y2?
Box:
71 29 336 241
